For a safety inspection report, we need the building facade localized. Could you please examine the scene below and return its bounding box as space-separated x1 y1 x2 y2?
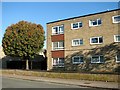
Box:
47 9 120 73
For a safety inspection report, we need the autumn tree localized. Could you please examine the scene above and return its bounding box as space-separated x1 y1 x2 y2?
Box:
2 21 45 70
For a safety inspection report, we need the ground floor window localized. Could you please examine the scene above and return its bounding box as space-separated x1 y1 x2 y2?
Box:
91 55 104 63
114 35 120 42
72 56 83 64
116 55 120 63
52 58 64 67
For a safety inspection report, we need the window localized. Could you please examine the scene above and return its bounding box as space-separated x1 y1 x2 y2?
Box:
71 22 82 29
90 36 103 44
114 35 120 42
52 58 64 67
72 56 83 64
52 25 64 35
52 41 64 50
89 19 102 26
91 55 104 63
72 39 83 46
116 55 120 63
112 15 120 23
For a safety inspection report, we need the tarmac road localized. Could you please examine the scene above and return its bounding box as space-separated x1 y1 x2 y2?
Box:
2 76 105 89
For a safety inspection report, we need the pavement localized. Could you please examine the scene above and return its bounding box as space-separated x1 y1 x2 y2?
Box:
2 74 120 90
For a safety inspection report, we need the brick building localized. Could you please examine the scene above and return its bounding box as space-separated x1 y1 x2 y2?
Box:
47 9 120 73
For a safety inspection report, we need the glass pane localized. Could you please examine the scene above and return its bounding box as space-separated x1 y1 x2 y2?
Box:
89 20 93 26
59 25 64 34
73 23 78 28
80 39 83 45
79 22 82 27
116 36 120 41
98 19 102 25
92 56 99 63
53 27 58 34
73 40 79 45
59 41 64 48
114 16 120 22
53 42 58 47
80 57 83 62
76 40 80 45
92 20 97 25
53 58 58 65
53 42 58 50
100 56 104 62
99 37 103 43
59 58 64 64
73 57 80 62
92 38 98 43
117 55 120 61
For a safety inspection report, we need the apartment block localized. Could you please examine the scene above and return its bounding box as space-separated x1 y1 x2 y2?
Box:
47 9 120 73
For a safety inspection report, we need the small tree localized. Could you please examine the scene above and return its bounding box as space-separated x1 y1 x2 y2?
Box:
2 21 45 70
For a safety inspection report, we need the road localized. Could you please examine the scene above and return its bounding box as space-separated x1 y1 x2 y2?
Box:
2 76 104 89
2 76 86 88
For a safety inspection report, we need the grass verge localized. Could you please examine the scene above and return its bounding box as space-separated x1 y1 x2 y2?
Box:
1 69 119 82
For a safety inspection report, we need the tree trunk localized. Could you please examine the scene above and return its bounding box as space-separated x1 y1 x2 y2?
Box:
31 61 32 69
26 59 29 70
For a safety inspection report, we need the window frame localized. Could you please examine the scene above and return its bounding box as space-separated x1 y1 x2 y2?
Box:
52 25 64 35
114 35 120 42
90 36 103 44
91 55 104 63
116 55 120 63
72 39 83 46
52 58 64 67
89 18 102 27
112 15 120 23
71 22 82 29
52 41 64 50
72 56 84 64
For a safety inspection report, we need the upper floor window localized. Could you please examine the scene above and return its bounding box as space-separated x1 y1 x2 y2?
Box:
89 19 102 26
72 56 84 64
114 35 120 42
91 55 104 63
112 15 120 23
52 25 64 35
52 58 64 67
52 41 64 50
72 39 83 46
90 36 103 44
71 22 82 29
116 55 120 63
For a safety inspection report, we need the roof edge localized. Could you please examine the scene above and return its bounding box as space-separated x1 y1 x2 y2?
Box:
47 8 120 24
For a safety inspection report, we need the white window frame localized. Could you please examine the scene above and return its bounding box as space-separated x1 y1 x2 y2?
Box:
112 15 120 23
72 56 84 64
91 55 104 63
72 39 83 46
114 35 120 42
52 25 64 35
52 58 64 67
52 41 64 50
89 18 102 27
71 22 82 29
90 36 103 44
116 55 120 63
